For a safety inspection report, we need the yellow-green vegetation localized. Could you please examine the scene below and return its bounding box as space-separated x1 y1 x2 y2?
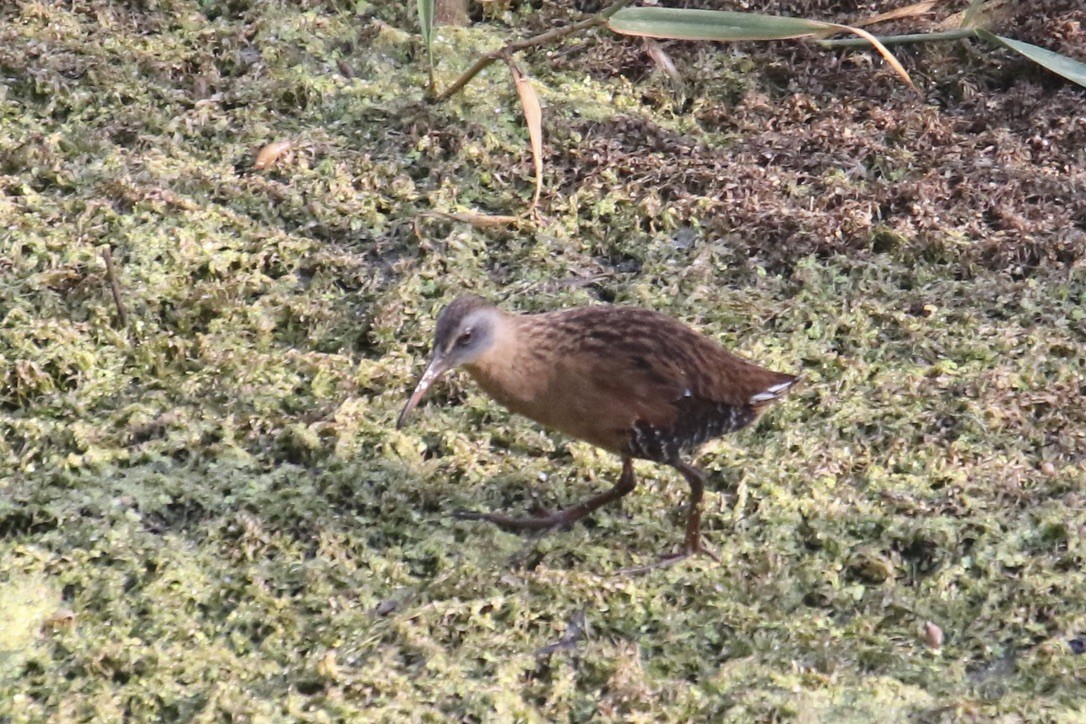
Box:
2 0 1084 719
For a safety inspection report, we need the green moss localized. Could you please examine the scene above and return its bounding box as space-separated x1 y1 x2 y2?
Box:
0 0 1084 720
0 574 61 679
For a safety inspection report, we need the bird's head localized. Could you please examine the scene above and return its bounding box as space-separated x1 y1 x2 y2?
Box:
396 295 501 429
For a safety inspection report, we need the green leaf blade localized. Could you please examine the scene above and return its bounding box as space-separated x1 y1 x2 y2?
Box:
607 8 830 42
417 0 435 94
417 0 434 46
977 30 1086 88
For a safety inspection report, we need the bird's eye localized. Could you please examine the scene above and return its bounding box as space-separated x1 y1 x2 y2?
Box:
456 329 473 347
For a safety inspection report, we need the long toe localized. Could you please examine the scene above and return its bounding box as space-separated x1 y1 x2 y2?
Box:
689 537 721 563
616 551 691 575
451 509 489 521
451 508 570 533
526 500 554 517
617 539 720 575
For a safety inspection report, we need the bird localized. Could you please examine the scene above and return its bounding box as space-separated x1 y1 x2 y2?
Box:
397 294 796 568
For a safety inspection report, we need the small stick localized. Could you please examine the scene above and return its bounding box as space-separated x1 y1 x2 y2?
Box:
433 0 635 103
102 246 128 328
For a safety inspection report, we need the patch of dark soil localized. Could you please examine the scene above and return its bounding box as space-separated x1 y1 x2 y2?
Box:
543 0 1086 272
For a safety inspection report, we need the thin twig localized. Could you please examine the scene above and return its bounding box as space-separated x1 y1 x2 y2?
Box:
817 28 976 48
433 0 635 103
102 246 128 328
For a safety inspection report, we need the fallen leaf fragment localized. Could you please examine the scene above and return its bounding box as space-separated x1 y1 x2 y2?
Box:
432 211 521 228
924 621 943 649
42 608 76 631
510 64 543 211
253 140 293 170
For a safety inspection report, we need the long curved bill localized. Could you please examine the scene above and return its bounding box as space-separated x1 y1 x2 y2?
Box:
396 356 449 430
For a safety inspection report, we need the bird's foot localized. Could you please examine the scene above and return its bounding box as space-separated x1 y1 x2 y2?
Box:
451 508 570 534
617 537 719 575
452 507 571 570
689 536 721 563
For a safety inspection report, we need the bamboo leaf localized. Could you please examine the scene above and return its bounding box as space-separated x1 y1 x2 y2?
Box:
608 8 917 94
856 0 940 28
510 65 544 212
417 0 434 46
417 0 435 93
608 8 829 41
977 30 1086 88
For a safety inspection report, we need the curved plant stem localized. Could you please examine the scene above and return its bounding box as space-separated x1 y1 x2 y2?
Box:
433 0 635 103
816 28 976 48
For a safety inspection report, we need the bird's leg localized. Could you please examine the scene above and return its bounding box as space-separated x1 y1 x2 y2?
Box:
618 460 719 575
453 457 637 534
671 460 720 561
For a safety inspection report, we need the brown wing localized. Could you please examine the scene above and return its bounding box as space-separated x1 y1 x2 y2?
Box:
540 306 795 461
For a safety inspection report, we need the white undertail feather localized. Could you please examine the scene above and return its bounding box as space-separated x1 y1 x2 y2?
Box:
749 379 796 404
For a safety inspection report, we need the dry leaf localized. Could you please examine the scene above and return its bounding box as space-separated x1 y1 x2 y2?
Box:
316 649 340 679
939 0 1012 31
42 608 76 631
253 140 293 170
510 64 544 211
644 38 683 88
856 0 941 28
828 23 921 97
432 211 521 228
924 621 944 649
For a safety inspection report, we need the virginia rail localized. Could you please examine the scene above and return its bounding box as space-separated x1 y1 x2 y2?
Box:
397 295 796 566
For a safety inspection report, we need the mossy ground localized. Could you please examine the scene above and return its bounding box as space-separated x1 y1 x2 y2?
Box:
1 0 1084 720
